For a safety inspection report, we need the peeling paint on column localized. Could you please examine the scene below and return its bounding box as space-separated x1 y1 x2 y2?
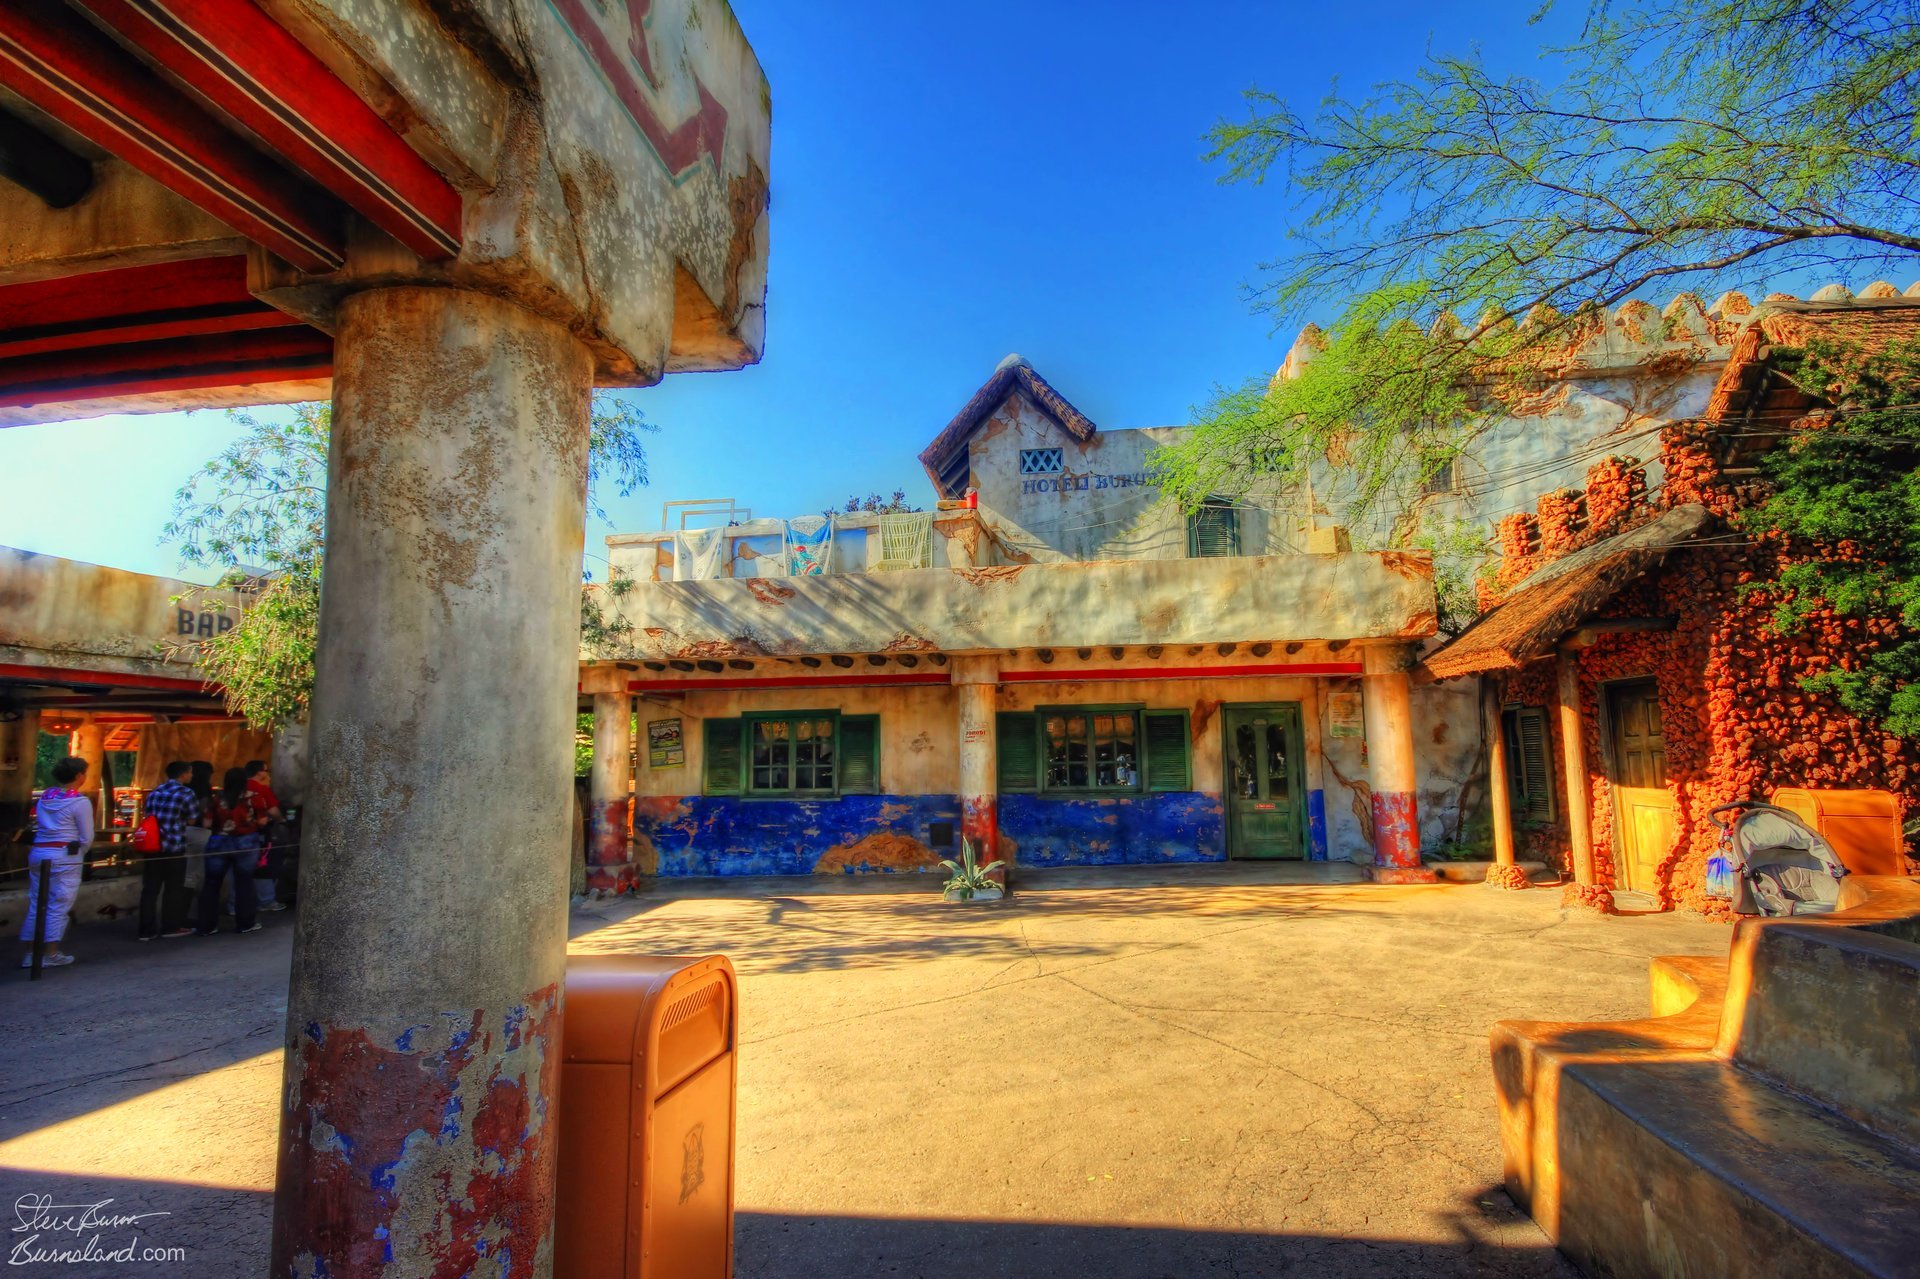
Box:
272 984 560 1279
1307 789 1329 861
960 793 998 861
586 796 635 893
1370 791 1421 869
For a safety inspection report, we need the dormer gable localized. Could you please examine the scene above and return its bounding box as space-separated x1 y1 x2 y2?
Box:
917 354 1099 498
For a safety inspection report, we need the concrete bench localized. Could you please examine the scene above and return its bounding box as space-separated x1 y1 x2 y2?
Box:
1492 876 1920 1279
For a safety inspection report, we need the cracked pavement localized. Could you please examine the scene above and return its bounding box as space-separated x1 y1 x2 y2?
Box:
0 865 1729 1276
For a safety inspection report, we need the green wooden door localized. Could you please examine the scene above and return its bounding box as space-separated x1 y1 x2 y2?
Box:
1223 704 1305 859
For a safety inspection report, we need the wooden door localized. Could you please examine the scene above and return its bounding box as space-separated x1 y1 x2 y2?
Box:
1606 680 1675 893
1223 705 1304 859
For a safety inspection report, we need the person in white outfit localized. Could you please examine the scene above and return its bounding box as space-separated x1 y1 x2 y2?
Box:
18 756 93 969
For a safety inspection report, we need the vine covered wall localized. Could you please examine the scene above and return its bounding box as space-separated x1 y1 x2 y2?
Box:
1490 430 1920 913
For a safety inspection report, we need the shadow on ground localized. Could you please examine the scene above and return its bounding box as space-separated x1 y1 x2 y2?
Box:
736 1195 1576 1279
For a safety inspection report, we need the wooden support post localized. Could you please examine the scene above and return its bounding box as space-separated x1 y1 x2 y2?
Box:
1485 677 1516 869
1556 651 1596 886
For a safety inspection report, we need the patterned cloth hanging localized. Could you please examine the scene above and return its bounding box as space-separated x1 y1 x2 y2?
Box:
675 526 727 581
786 515 834 575
874 511 933 571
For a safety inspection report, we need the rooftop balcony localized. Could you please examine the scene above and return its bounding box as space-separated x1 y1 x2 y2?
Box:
589 536 1437 662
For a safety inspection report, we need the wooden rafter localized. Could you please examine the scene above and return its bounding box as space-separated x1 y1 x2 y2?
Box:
0 0 345 271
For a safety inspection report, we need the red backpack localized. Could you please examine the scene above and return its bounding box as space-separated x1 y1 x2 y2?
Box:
132 813 161 853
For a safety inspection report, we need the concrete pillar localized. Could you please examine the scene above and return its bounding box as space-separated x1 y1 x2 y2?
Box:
952 656 1000 880
1556 651 1597 887
70 716 104 826
272 287 591 1277
1361 644 1434 883
583 667 636 894
0 708 40 851
1485 678 1516 867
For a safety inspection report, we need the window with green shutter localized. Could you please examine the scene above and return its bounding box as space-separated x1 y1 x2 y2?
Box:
704 713 872 798
1187 498 1241 558
703 717 744 795
996 712 1039 792
1503 706 1556 822
839 715 880 794
1143 710 1191 791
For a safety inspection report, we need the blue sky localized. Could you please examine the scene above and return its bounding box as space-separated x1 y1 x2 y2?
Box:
0 1 1590 581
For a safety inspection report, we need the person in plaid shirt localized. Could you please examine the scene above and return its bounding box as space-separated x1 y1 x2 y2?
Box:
137 760 199 940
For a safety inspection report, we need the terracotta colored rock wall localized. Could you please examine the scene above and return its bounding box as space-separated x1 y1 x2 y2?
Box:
1492 424 1920 912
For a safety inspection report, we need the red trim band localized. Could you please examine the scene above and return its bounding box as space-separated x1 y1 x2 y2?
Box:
0 663 209 691
628 672 953 693
1001 662 1362 683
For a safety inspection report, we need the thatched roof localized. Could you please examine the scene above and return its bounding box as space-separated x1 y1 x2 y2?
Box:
1422 504 1716 680
919 355 1099 497
1706 298 1920 425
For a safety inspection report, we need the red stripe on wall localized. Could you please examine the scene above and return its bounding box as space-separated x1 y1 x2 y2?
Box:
1000 662 1363 683
629 672 954 693
0 663 209 691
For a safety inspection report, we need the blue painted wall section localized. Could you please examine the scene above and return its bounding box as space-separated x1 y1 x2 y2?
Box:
637 793 962 877
1307 789 1329 861
999 792 1225 868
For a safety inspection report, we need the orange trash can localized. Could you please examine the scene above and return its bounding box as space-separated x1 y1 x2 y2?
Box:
1769 787 1907 877
556 954 738 1279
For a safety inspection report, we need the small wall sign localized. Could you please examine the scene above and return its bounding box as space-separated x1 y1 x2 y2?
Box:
1328 691 1364 739
648 717 686 768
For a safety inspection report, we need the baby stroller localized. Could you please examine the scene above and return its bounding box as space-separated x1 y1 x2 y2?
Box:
1705 801 1848 916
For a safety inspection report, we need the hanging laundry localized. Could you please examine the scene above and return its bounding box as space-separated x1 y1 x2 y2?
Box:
874 511 933 571
675 526 727 581
786 514 834 575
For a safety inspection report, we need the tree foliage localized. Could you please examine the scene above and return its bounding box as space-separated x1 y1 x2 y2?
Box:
170 395 654 727
1745 335 1920 736
1152 0 1920 520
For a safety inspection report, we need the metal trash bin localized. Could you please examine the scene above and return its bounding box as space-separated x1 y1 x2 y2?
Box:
1770 787 1906 877
556 954 738 1279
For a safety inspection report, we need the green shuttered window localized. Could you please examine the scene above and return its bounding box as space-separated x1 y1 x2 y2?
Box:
839 715 880 794
996 706 1192 795
702 712 880 797
997 712 1039 792
704 717 744 795
1503 706 1556 822
1143 710 1191 791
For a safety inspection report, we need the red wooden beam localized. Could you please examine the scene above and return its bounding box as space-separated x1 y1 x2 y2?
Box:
73 0 461 260
0 1 344 271
0 662 208 691
0 255 300 360
1000 662 1364 683
0 325 332 408
626 672 954 693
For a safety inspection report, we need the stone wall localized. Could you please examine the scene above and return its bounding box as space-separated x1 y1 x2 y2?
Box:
1491 428 1920 911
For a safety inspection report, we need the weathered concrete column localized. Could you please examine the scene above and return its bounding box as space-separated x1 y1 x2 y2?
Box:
0 707 40 839
272 287 591 1277
1485 678 1516 867
582 666 636 894
951 656 1001 880
1556 650 1597 887
1361 644 1434 883
69 715 104 823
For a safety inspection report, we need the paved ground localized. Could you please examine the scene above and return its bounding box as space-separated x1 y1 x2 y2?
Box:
0 865 1730 1277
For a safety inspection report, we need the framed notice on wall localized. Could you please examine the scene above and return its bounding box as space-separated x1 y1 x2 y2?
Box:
648 717 686 768
1328 691 1364 739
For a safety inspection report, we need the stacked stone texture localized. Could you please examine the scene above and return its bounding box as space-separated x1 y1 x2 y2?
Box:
1493 422 1920 914
1534 489 1587 558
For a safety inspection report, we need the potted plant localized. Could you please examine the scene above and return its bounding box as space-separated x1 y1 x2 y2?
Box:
939 838 1005 903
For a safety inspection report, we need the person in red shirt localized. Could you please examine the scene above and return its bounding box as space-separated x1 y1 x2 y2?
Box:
197 767 268 934
243 760 287 913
